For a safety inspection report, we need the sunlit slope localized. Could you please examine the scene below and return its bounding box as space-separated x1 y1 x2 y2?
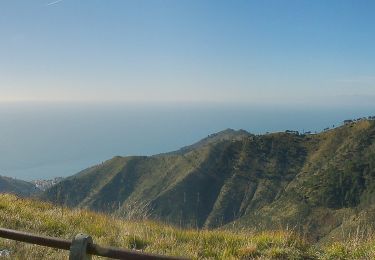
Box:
42 121 375 241
232 120 375 241
0 193 314 260
42 129 309 228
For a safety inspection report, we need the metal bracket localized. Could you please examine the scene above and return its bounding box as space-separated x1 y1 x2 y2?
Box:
69 233 93 260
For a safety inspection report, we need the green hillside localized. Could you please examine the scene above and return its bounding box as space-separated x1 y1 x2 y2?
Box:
2 193 375 259
0 175 39 196
231 119 375 241
0 193 314 259
41 120 375 241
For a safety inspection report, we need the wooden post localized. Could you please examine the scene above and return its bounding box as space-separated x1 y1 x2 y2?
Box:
69 233 93 260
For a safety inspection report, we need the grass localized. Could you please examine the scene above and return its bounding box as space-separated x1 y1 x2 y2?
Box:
0 193 312 259
1 193 375 259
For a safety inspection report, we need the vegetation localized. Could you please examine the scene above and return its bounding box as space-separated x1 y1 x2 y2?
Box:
2 193 375 259
0 175 39 197
2 119 375 258
0 193 311 259
41 120 375 242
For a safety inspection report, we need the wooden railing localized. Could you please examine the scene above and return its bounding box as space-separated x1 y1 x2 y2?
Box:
0 228 189 260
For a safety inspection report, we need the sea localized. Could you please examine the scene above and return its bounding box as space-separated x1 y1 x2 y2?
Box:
0 101 374 180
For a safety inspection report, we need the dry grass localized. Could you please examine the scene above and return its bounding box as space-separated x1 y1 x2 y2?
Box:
0 193 375 259
0 194 314 259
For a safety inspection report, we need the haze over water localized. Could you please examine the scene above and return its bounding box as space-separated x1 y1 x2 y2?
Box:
0 102 374 180
1 1 375 180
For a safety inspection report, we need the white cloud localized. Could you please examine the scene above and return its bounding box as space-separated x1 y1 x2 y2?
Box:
46 0 64 6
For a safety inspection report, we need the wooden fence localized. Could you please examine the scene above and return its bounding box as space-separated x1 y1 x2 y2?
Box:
0 228 189 260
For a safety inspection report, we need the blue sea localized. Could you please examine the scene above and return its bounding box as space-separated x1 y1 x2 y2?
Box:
0 102 374 180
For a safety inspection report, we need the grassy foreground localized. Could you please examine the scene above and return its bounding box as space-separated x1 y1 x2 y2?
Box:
0 194 374 259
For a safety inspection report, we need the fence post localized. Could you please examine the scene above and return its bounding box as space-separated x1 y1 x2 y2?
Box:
69 233 93 260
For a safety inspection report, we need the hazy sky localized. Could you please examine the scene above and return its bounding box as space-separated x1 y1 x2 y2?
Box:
1 0 374 104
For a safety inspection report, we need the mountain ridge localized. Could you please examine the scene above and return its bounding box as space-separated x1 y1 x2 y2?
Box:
41 118 375 241
0 175 39 196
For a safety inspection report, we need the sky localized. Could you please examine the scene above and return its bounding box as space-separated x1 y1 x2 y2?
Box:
1 1 375 180
1 0 375 105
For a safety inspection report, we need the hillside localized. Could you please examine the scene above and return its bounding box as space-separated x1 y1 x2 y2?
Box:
231 119 375 241
0 175 39 196
2 193 375 259
0 193 314 259
41 120 375 241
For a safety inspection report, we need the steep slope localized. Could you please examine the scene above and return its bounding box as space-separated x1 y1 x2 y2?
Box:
231 120 375 241
42 129 309 228
0 175 39 196
42 130 256 227
0 193 322 260
41 120 375 241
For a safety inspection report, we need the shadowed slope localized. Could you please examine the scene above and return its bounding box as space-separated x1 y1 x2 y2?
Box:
0 176 39 196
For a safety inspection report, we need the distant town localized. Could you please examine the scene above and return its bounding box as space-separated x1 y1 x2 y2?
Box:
31 177 64 191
